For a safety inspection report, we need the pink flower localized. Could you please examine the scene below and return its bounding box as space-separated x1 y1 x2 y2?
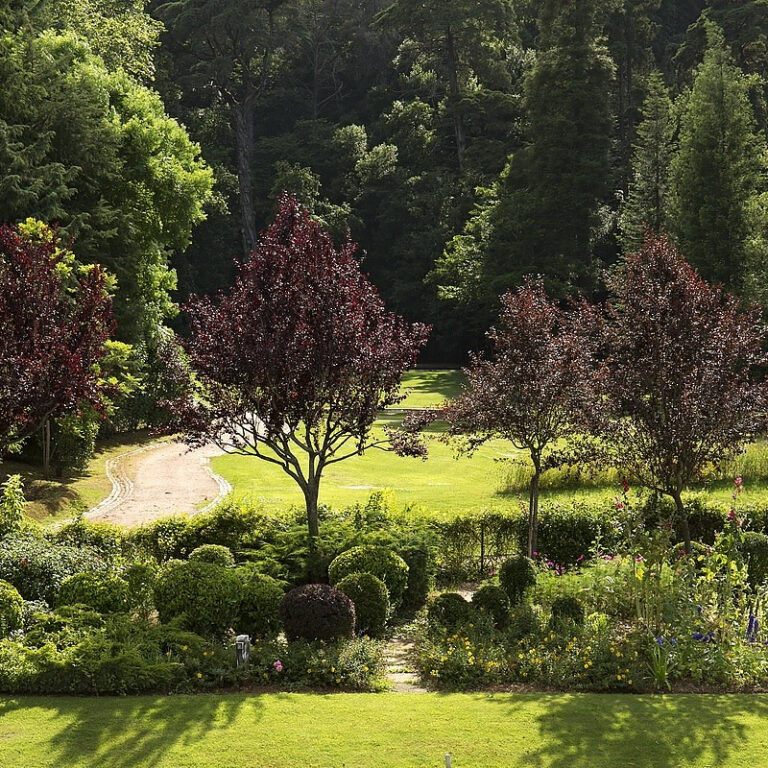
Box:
576 555 585 563
273 660 283 673
635 556 644 563
735 477 743 487
603 555 614 561
547 560 555 568
532 552 538 558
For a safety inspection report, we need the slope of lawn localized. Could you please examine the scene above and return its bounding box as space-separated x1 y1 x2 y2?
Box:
2 431 158 523
2 692 768 768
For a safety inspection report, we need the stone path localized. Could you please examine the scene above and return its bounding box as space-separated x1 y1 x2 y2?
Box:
384 637 427 693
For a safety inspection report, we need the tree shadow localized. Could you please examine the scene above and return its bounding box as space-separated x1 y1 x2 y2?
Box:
491 693 768 767
404 370 463 404
0 693 270 768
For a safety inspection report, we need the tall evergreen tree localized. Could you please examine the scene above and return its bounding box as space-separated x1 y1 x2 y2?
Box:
669 27 767 291
620 70 676 250
434 0 615 316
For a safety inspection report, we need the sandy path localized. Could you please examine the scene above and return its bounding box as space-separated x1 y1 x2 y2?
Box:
87 441 231 527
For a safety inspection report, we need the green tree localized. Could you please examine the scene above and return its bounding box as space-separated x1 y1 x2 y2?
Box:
669 27 768 290
620 70 676 250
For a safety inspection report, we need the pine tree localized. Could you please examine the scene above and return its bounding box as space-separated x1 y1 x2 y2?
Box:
669 26 767 290
620 71 676 250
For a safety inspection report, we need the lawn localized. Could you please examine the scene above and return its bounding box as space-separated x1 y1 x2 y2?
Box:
1 692 768 768
213 370 768 516
2 431 158 523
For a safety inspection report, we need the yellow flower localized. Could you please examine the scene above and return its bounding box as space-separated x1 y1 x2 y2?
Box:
363 665 369 672
196 672 203 679
330 666 335 673
181 646 188 652
335 678 341 684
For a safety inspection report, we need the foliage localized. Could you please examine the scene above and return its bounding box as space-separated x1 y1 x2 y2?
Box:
188 544 235 567
550 596 585 629
472 584 510 629
280 584 356 643
234 565 284 639
153 561 240 638
594 234 768 549
56 572 130 614
0 580 23 637
445 278 594 554
499 556 536 605
738 532 768 589
399 546 433 608
172 196 429 546
0 224 113 456
0 475 25 538
335 572 390 637
328 545 409 608
0 533 106 603
427 593 475 631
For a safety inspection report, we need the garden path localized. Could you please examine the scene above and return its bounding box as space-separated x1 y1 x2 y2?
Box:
87 441 230 526
384 637 427 693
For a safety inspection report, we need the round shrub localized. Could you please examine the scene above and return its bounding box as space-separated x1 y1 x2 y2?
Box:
739 532 768 588
122 561 158 617
499 555 536 605
235 564 284 638
154 561 240 637
189 544 235 567
56 572 130 614
508 603 540 641
328 546 408 607
280 583 355 642
472 584 510 629
336 572 390 637
550 596 585 628
427 592 474 630
0 579 23 636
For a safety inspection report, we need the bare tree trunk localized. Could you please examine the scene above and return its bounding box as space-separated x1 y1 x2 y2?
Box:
304 479 322 579
528 468 541 558
672 489 691 553
232 101 258 258
445 28 466 172
42 418 51 479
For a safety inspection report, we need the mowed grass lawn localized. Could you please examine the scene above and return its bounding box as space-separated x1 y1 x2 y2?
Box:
212 369 768 516
2 692 768 768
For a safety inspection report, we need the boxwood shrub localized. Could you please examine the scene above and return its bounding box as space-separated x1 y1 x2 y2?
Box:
189 544 236 567
499 555 536 605
336 572 390 637
280 584 355 642
0 580 23 636
154 561 240 637
472 584 510 629
235 565 284 638
56 572 130 614
328 546 408 608
427 593 474 630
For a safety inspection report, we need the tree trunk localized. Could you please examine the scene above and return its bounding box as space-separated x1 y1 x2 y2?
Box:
527 469 541 558
304 480 322 579
445 28 466 172
41 418 51 479
672 490 691 553
232 101 258 258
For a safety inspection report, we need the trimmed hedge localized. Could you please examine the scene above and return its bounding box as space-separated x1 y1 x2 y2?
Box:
740 532 768 588
427 593 474 630
0 580 23 636
328 546 409 608
472 584 510 629
499 556 536 605
280 584 355 642
235 565 284 638
56 572 130 614
336 572 390 637
189 544 236 567
154 561 240 637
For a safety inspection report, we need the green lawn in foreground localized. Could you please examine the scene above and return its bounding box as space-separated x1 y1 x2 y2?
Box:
2 692 768 768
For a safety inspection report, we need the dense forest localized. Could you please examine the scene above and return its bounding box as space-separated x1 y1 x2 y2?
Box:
3 0 768 394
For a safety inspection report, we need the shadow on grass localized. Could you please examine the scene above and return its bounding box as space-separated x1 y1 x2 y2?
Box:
0 693 270 768
493 693 766 768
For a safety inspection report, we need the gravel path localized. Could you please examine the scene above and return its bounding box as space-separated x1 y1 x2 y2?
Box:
87 441 230 527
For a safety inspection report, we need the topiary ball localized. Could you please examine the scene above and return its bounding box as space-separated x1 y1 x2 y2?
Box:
499 555 536 605
328 546 409 608
472 584 511 629
235 564 284 638
336 572 390 637
280 583 355 642
0 579 23 636
154 560 240 637
189 544 236 567
399 546 433 609
56 572 129 614
739 532 768 588
427 592 474 631
550 595 585 629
